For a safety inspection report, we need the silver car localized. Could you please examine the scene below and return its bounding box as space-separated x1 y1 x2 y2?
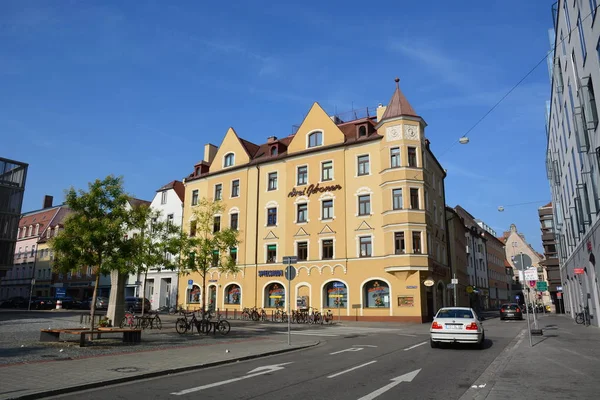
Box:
430 307 485 349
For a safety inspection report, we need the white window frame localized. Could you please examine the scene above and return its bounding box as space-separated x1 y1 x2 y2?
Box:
390 147 401 168
297 165 309 186
355 187 373 217
356 154 371 177
320 160 334 182
409 186 421 210
223 152 235 168
319 237 336 260
191 189 199 206
392 188 403 210
231 179 240 198
356 234 374 258
265 201 279 227
265 242 278 264
267 172 278 191
214 183 223 200
161 191 168 205
307 129 324 148
295 239 310 261
320 198 334 221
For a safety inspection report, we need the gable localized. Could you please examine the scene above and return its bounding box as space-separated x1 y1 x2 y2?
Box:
286 102 347 154
209 128 252 173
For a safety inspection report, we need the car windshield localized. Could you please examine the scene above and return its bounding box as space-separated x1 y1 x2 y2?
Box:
436 309 474 319
503 304 519 310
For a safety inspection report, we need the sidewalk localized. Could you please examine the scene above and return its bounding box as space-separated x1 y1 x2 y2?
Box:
0 334 318 400
460 313 600 400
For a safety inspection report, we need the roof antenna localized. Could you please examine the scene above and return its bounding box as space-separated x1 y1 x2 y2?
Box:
395 77 400 89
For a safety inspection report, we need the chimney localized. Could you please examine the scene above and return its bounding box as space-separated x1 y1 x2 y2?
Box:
376 104 387 122
203 144 218 164
43 195 53 209
267 136 278 143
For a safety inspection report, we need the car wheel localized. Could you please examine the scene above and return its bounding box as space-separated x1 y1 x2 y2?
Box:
500 317 504 321
478 333 486 350
430 339 438 348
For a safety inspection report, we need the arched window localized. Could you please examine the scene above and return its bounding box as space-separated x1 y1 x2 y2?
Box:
364 280 390 308
224 153 235 167
324 281 347 308
28 225 33 236
308 131 323 148
265 282 285 308
271 146 278 156
358 126 367 137
188 285 201 303
225 284 241 304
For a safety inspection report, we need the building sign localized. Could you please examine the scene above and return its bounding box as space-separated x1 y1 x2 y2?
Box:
208 279 218 283
406 285 418 289
288 183 342 198
574 268 585 275
398 295 414 307
259 270 284 277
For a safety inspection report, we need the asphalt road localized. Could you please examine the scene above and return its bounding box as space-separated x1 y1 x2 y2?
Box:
51 317 526 400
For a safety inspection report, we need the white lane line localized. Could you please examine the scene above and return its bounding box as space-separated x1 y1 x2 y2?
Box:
327 361 377 379
352 344 378 347
237 327 266 331
396 333 417 337
403 341 427 351
274 331 338 337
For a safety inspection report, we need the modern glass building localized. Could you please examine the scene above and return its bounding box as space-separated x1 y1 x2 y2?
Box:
0 157 28 274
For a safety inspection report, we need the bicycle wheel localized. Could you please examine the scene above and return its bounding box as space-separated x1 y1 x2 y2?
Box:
575 313 584 324
218 320 231 335
197 319 211 334
251 311 259 321
155 316 162 330
119 317 129 328
176 318 189 334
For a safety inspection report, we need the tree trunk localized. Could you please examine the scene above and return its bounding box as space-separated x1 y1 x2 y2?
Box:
107 270 127 327
141 268 148 316
88 272 101 339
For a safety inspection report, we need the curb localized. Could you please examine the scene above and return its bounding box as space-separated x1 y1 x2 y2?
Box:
8 341 320 400
458 328 526 400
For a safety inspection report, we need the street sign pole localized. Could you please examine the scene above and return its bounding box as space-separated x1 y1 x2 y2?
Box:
283 256 297 346
520 252 533 347
453 274 458 307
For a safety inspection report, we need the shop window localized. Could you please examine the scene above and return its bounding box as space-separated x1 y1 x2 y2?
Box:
225 284 241 304
364 280 390 308
265 283 285 308
188 285 201 303
324 281 347 308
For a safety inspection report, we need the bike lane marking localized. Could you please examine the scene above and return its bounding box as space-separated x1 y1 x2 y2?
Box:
327 361 377 378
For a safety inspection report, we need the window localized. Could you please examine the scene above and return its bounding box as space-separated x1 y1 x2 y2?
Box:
410 188 420 209
325 281 347 308
297 166 308 185
585 77 598 128
268 172 278 191
212 249 219 266
87 266 93 276
225 284 240 304
213 216 221 233
394 232 405 254
359 236 372 257
30 246 35 257
322 199 333 220
297 203 308 223
161 191 167 205
308 131 323 147
28 226 32 236
390 147 400 168
564 1 571 39
190 220 197 237
358 195 371 216
392 189 403 210
265 283 285 308
357 155 370 176
230 213 238 230
191 190 199 206
266 244 277 263
412 231 422 254
229 247 237 263
231 180 240 197
35 224 39 235
358 125 367 137
297 241 308 261
214 184 222 200
322 239 334 259
408 147 417 167
270 146 278 156
224 153 234 167
364 280 389 308
267 207 277 226
321 161 333 181
188 285 201 303
578 13 587 61
167 214 174 226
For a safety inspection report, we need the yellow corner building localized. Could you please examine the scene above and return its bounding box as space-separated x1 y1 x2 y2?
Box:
178 81 450 322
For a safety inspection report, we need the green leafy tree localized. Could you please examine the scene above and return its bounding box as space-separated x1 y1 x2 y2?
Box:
50 175 131 333
179 198 240 315
126 204 183 315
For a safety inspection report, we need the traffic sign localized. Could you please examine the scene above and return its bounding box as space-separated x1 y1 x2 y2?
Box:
528 280 536 288
515 295 520 300
557 292 562 299
536 281 548 291
188 279 194 285
513 253 532 271
284 266 296 281
574 268 585 275
282 256 298 265
332 282 345 288
447 283 455 289
451 278 458 284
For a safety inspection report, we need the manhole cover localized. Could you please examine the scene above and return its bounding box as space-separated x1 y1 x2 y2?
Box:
111 367 141 373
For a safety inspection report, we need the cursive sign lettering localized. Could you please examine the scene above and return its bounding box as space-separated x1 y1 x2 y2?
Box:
288 183 342 198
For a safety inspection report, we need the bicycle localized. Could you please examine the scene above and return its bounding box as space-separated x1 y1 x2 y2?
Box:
176 311 210 334
141 311 162 330
119 311 140 329
575 306 591 326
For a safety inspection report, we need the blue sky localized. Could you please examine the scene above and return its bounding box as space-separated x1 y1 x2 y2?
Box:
2 0 554 251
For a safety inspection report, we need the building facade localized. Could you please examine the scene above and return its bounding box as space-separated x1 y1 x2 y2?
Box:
445 207 470 307
0 157 27 274
141 180 185 310
538 202 563 312
177 82 451 322
478 224 510 309
545 0 600 324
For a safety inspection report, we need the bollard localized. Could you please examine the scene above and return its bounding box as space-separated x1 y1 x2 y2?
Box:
55 299 62 310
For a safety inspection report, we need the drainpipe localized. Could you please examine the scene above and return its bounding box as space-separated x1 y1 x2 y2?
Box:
254 165 260 308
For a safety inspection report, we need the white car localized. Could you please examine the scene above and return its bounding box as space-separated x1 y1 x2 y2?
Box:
430 307 485 349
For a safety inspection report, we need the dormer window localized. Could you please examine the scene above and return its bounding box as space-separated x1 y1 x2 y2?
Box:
271 146 278 156
358 125 367 138
224 153 235 168
308 131 323 148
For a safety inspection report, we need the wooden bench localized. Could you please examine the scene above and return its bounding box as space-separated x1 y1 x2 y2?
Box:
40 328 142 347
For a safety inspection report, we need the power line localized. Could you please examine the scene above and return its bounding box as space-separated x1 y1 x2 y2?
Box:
438 4 599 159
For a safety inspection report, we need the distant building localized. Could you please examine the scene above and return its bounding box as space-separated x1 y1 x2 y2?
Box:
445 207 470 307
0 157 27 275
545 0 600 324
538 202 563 313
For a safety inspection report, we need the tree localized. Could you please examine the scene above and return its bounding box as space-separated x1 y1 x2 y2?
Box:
50 175 131 334
179 198 240 315
126 204 182 315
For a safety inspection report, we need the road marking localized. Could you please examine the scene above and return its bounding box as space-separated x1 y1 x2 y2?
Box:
330 347 364 355
352 344 377 347
237 327 266 331
327 361 377 378
171 362 293 395
357 369 421 400
403 341 427 351
274 331 338 337
396 333 417 337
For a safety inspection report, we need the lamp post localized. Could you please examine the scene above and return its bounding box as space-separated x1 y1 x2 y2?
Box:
520 252 533 347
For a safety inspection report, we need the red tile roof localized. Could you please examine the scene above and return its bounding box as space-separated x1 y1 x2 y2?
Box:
157 180 185 203
380 79 418 119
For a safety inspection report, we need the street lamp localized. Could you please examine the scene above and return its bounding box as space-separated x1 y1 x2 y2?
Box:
459 137 470 144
